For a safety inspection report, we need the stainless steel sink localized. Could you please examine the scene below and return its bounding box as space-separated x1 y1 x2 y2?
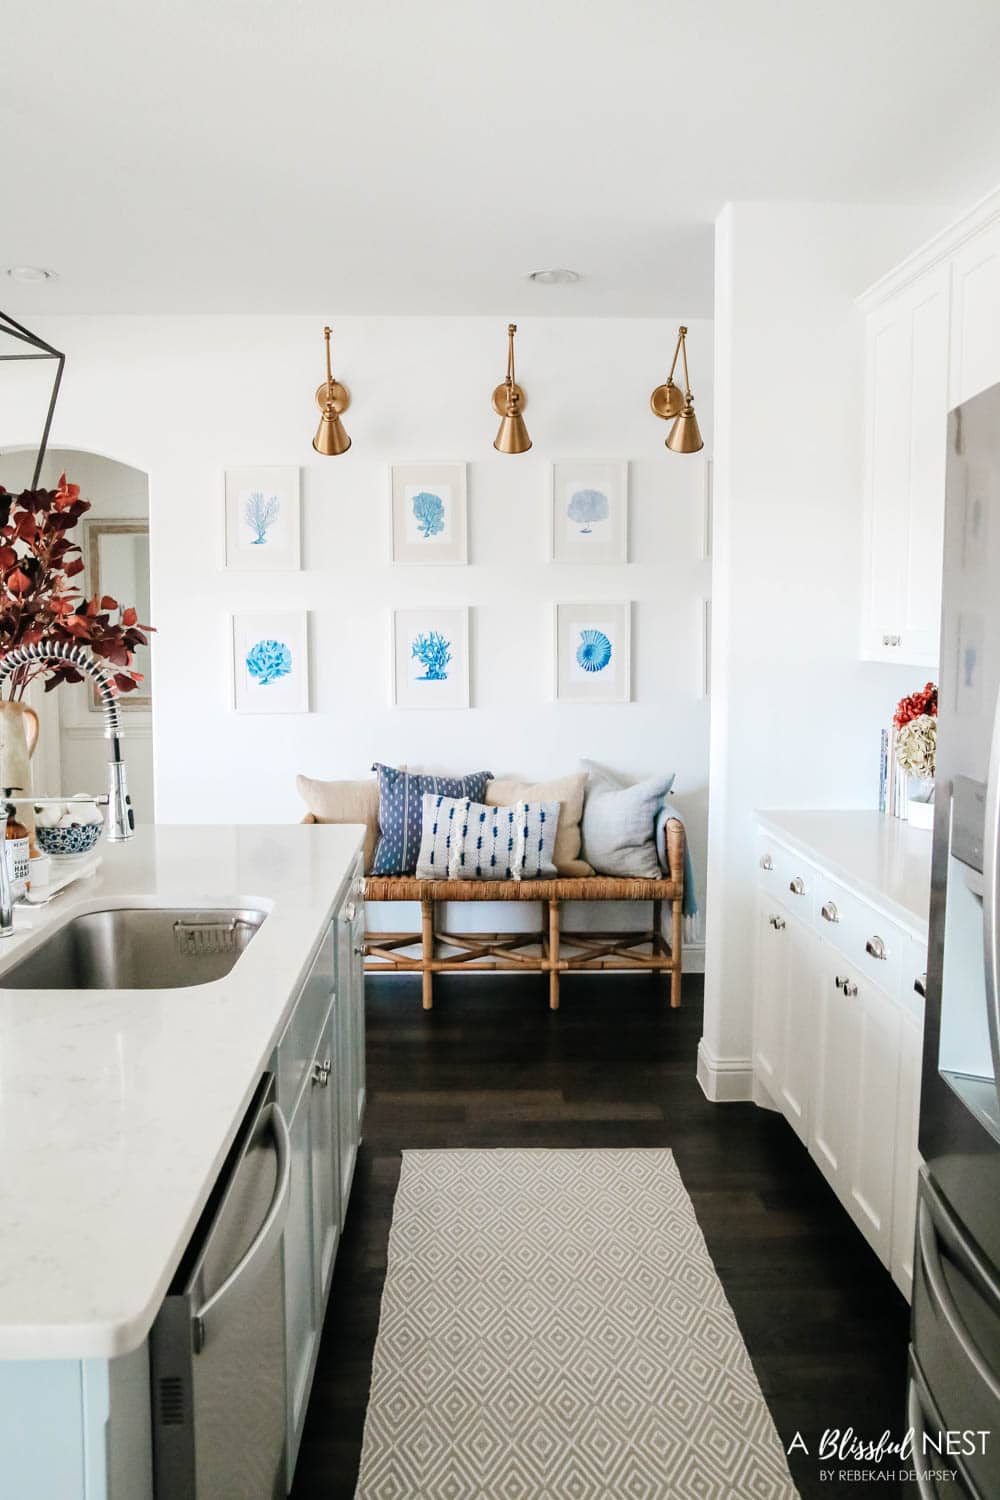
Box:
0 907 266 990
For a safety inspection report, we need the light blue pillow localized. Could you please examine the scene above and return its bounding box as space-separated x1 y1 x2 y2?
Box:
580 760 676 878
416 794 560 881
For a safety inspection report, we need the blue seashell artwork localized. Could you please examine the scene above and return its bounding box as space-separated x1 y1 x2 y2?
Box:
246 637 293 685
567 488 610 535
244 491 280 545
411 629 452 681
411 490 446 539
576 628 612 673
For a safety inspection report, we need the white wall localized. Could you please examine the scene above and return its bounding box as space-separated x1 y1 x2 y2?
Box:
0 316 713 932
702 202 952 1094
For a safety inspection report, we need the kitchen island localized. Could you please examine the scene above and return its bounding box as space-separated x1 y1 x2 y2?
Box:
0 822 366 1498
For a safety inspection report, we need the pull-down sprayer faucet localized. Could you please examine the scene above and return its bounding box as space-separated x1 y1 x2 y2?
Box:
0 642 135 937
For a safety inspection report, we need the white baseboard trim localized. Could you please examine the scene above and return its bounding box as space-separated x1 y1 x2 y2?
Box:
696 1038 754 1102
682 943 705 974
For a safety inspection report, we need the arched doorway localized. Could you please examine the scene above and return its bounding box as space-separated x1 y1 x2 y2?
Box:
0 448 154 820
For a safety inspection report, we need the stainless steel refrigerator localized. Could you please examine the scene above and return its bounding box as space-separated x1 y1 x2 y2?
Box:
911 382 1000 1497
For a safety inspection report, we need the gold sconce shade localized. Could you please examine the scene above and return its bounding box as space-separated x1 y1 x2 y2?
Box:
651 325 704 453
312 325 352 455
493 323 532 454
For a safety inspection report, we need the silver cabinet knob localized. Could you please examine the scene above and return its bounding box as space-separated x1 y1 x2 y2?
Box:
789 876 806 896
769 914 786 931
311 1057 332 1087
843 980 859 997
882 634 902 647
865 935 888 961
835 974 848 989
343 900 357 923
821 901 840 923
354 943 366 957
759 854 774 871
914 973 927 998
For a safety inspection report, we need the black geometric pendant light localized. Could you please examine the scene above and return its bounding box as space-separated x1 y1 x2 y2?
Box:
0 310 66 488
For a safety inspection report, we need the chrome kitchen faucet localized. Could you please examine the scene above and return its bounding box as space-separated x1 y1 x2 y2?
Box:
0 642 135 937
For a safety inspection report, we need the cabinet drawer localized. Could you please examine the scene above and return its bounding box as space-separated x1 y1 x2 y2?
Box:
756 832 818 921
812 874 903 995
276 924 335 1116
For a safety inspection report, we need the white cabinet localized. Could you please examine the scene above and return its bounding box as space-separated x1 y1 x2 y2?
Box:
284 1056 323 1480
753 825 926 1296
949 217 1000 408
861 264 949 668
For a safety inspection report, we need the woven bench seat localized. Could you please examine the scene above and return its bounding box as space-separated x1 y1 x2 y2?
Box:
303 811 684 1012
363 874 682 902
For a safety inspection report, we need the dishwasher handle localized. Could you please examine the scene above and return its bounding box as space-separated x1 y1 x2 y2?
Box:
192 1101 291 1353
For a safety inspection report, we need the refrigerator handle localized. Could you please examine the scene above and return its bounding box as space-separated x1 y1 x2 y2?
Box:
983 684 1000 1116
906 1372 948 1500
917 1193 1000 1404
191 1101 292 1353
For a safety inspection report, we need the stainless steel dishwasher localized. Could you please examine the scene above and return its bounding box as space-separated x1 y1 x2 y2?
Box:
151 1074 291 1499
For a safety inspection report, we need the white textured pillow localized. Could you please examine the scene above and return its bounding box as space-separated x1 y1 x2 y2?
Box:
580 760 676 878
296 773 379 872
486 772 592 877
416 794 560 881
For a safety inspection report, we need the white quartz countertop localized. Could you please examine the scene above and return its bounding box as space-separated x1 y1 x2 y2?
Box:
756 810 931 936
0 823 364 1361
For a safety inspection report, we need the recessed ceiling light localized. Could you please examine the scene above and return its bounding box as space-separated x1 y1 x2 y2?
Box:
5 266 57 283
527 268 581 285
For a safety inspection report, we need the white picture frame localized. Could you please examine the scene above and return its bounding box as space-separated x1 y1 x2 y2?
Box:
553 600 631 703
231 610 309 714
224 466 301 571
390 462 468 564
392 606 470 709
549 460 628 564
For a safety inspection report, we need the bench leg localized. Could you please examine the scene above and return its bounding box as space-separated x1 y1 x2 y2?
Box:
421 898 434 1011
671 897 683 1009
548 898 560 1011
652 899 663 978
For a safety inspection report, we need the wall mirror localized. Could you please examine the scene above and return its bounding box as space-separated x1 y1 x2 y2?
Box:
86 520 153 710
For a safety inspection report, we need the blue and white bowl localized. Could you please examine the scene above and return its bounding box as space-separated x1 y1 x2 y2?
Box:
35 823 103 858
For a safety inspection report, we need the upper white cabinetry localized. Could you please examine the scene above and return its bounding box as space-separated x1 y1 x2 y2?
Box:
859 189 1000 669
862 268 949 667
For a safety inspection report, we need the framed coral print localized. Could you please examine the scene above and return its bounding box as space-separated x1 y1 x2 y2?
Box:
553 600 630 703
392 606 470 709
224 466 301 571
390 462 467 564
231 610 309 713
549 461 628 564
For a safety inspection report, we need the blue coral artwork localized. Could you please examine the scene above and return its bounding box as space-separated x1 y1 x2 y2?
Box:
243 491 280 545
576 628 612 673
394 607 469 708
246 637 292 684
233 610 309 713
411 630 451 681
567 488 610 535
411 491 446 539
225 467 301 571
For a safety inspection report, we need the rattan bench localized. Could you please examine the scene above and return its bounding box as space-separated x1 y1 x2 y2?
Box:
304 813 685 1012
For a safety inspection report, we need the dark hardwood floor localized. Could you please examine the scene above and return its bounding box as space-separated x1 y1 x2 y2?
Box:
291 972 911 1500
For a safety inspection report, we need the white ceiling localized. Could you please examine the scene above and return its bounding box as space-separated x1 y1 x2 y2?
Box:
5 0 1000 316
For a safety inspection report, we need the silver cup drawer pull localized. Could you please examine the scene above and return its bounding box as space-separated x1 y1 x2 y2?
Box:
788 876 806 896
865 935 888 961
821 901 840 923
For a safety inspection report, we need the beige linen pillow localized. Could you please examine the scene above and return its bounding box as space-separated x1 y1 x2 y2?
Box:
486 772 593 877
296 774 380 872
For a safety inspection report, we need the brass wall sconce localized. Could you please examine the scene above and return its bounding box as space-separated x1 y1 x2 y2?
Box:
650 325 704 454
312 325 352 455
492 323 532 454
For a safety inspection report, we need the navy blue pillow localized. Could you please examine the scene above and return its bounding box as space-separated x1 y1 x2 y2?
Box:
371 764 493 875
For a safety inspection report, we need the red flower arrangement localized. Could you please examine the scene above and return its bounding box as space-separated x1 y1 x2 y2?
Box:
0 474 152 701
894 682 937 730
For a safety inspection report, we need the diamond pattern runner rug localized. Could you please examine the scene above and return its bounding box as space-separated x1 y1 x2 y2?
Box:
355 1148 797 1498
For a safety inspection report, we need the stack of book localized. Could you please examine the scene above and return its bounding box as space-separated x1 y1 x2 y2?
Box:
878 726 909 819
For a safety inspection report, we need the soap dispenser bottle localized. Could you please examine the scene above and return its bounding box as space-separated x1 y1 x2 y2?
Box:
2 788 30 900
